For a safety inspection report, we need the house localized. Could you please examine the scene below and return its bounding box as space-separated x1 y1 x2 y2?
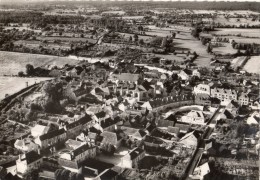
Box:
180 110 206 125
226 100 239 116
204 141 217 155
76 131 97 145
59 141 97 170
35 128 67 149
31 124 50 138
120 126 147 141
110 73 142 84
246 112 260 125
190 162 210 180
100 131 123 149
179 131 199 148
178 69 192 80
238 92 249 105
121 147 145 168
14 138 39 153
99 169 119 180
211 87 237 102
142 93 194 111
195 93 211 106
16 151 43 175
193 84 211 95
65 114 93 139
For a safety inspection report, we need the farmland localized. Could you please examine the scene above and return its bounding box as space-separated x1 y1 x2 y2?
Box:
0 51 79 75
0 76 51 100
243 56 260 74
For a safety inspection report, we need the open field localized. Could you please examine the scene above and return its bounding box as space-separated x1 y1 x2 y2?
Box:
0 77 51 100
0 51 79 75
243 56 260 74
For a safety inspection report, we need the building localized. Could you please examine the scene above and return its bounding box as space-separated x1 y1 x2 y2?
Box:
31 124 50 138
65 114 93 139
121 147 145 168
179 131 200 148
238 92 249 105
100 131 123 149
109 73 142 84
59 141 97 170
193 84 211 95
14 138 39 153
195 93 211 106
180 110 206 125
16 151 43 175
35 128 67 149
211 87 237 102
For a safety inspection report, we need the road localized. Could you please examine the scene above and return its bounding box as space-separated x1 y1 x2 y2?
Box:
184 106 224 180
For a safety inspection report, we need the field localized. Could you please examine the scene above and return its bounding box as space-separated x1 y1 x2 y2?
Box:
0 51 79 75
243 56 260 74
0 76 51 100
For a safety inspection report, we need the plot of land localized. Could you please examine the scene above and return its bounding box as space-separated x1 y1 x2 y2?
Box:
243 56 260 74
0 77 51 100
0 51 79 75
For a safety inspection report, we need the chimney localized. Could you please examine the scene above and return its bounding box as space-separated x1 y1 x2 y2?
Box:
18 154 21 161
37 149 41 155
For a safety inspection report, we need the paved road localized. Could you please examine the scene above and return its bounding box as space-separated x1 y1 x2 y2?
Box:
184 107 224 180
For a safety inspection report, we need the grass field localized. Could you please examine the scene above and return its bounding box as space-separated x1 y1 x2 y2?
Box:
243 56 260 74
0 51 79 75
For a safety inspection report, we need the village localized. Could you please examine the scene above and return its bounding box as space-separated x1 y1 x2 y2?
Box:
0 1 259 180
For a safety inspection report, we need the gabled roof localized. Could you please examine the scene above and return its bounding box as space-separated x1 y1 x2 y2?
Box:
101 131 119 146
95 111 106 119
31 125 50 135
100 169 118 180
73 143 95 157
20 151 42 164
114 73 139 82
128 147 145 160
39 128 66 141
66 114 92 130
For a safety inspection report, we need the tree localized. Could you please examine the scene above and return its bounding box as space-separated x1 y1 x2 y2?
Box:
101 143 116 155
26 64 34 76
139 39 144 46
207 44 213 53
23 169 39 180
129 36 133 42
18 71 24 77
134 34 138 42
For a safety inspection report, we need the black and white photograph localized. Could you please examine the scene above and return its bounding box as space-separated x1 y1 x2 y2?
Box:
0 0 259 179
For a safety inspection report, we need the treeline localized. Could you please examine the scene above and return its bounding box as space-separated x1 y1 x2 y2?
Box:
0 12 86 27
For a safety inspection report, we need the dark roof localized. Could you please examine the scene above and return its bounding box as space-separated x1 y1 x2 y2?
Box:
66 114 92 130
95 111 106 119
21 151 42 164
129 147 144 160
183 69 192 75
165 114 177 122
73 144 96 158
100 169 118 180
39 128 66 141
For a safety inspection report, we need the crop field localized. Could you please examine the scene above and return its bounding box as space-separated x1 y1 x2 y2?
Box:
0 51 79 75
0 76 51 100
243 56 260 74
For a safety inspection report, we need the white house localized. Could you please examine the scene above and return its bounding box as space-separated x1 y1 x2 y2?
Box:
180 110 206 125
193 84 211 95
31 125 50 138
14 138 39 153
247 112 260 125
16 151 42 175
120 147 145 168
179 131 199 148
190 162 210 180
